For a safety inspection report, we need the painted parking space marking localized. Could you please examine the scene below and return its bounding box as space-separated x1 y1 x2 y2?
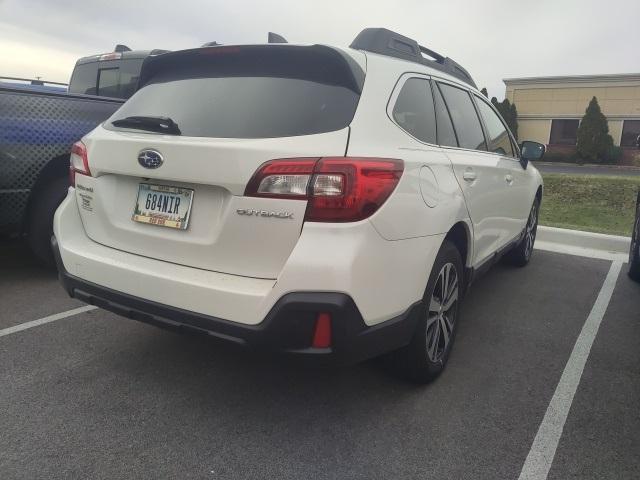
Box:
534 242 628 262
518 260 623 480
0 305 97 338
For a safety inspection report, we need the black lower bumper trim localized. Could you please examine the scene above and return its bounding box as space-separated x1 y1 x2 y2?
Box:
52 236 422 364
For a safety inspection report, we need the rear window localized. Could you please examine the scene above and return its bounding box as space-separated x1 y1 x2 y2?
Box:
69 63 98 95
107 46 363 139
97 68 119 97
69 59 144 99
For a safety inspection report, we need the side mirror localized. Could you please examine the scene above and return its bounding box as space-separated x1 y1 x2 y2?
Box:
519 141 546 168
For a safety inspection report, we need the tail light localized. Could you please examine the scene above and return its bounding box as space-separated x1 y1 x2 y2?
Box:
245 157 403 222
69 141 91 187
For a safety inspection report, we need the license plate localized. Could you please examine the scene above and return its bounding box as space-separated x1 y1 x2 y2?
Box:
132 183 194 230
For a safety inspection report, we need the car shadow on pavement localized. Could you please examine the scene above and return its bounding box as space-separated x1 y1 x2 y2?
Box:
0 238 83 329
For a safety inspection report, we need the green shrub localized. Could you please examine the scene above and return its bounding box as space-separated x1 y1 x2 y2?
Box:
491 97 519 141
541 151 577 163
576 97 614 162
601 145 623 165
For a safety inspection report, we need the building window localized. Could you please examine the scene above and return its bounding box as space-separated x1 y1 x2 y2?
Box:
621 120 640 147
549 119 579 145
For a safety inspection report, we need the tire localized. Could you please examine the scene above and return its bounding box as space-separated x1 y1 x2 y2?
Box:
27 175 69 267
505 198 539 267
390 240 463 384
628 200 640 282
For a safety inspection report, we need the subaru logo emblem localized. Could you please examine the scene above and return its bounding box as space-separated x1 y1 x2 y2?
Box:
138 149 163 169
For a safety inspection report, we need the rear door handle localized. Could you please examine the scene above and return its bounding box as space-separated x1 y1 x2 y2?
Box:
505 174 513 184
463 170 476 182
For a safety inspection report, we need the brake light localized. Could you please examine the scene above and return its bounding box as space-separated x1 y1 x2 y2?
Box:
69 141 91 187
99 52 122 61
245 157 403 222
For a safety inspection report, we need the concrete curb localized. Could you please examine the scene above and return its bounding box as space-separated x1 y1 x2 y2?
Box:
536 226 630 262
532 161 640 171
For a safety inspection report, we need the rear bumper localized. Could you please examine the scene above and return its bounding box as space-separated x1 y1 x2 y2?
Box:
52 236 421 364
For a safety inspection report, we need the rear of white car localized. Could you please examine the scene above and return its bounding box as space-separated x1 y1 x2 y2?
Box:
54 42 440 362
54 29 543 380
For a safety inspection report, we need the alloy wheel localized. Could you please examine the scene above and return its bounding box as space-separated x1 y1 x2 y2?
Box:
524 203 538 260
426 262 458 363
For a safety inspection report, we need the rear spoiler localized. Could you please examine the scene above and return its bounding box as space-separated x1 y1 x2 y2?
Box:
137 44 365 94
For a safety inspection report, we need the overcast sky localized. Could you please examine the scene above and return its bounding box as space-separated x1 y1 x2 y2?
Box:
1 0 638 99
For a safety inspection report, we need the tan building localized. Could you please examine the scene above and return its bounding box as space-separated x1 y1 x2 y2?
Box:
503 73 640 160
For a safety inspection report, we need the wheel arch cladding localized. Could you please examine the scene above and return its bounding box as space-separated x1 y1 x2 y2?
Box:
445 221 470 268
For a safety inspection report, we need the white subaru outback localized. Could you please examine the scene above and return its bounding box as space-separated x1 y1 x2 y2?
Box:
53 28 545 382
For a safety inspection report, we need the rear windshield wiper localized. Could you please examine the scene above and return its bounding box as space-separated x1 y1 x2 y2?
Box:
111 116 181 135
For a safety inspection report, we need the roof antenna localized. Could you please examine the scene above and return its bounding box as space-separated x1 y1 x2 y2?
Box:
268 32 287 43
114 44 131 53
201 41 221 47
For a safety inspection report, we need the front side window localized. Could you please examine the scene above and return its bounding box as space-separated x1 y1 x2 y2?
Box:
392 77 436 144
549 119 579 145
474 96 515 157
438 83 487 151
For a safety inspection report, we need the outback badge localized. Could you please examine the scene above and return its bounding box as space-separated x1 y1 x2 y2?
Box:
237 208 293 219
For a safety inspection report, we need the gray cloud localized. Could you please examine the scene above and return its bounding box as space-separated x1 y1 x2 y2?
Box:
1 0 638 98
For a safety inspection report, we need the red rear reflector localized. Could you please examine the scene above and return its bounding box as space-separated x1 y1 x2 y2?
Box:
312 313 332 349
245 157 403 222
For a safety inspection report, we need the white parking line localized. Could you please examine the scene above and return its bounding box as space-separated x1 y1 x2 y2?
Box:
0 305 97 338
535 241 629 262
518 260 623 480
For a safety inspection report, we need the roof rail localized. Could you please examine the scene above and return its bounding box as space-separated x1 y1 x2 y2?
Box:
349 28 477 88
0 76 68 87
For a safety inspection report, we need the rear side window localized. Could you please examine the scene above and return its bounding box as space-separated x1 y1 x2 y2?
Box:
474 96 515 157
438 83 487 151
108 46 363 139
432 84 458 147
392 78 436 144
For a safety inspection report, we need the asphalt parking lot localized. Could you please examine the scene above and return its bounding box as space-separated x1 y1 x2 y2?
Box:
1 240 639 479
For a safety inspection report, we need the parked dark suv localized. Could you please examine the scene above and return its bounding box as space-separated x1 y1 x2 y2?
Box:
0 45 166 264
629 191 640 281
